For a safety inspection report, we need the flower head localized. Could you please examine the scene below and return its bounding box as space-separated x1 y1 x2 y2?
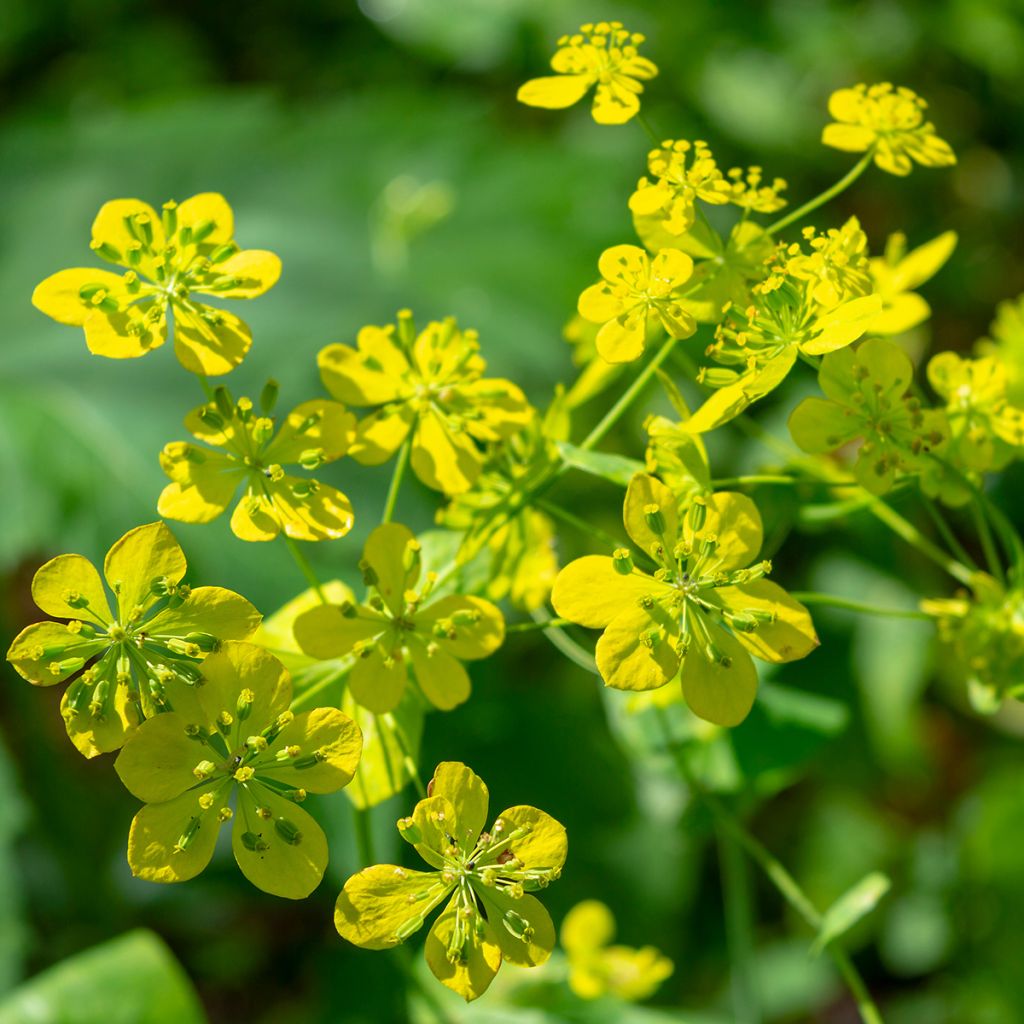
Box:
32 193 280 375
725 166 788 214
822 83 956 176
551 474 818 726
869 231 957 335
561 900 673 1001
158 388 355 542
789 338 947 493
335 761 566 1001
578 245 697 364
114 641 361 898
628 140 732 237
318 312 532 494
517 22 657 125
293 523 505 714
6 523 260 757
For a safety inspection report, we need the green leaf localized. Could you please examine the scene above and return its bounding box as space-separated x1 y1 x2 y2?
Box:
0 930 207 1024
812 872 892 955
556 442 646 487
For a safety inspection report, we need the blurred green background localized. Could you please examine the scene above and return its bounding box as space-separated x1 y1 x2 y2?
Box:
1 1 1024 1021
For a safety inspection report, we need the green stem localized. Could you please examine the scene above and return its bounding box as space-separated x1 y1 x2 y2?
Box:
353 805 376 866
657 712 885 1024
580 335 681 452
971 496 1004 583
718 826 762 1024
282 534 327 603
290 661 352 712
382 436 411 525
866 497 974 586
382 712 427 798
791 592 931 620
767 149 875 234
711 474 801 488
529 608 598 674
506 616 572 633
196 374 216 401
919 496 979 573
636 111 662 146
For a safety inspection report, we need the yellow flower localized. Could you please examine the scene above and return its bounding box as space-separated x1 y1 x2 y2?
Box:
725 166 788 214
976 293 1024 405
927 352 1024 472
551 474 818 726
292 523 504 714
822 83 956 176
517 22 657 126
318 312 532 495
114 641 362 898
158 388 356 542
628 140 732 237
869 231 957 334
578 245 697 364
785 218 872 309
335 762 566 1001
32 193 280 375
561 900 673 1001
5 522 260 757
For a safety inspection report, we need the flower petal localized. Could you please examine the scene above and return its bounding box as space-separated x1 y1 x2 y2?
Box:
32 552 111 621
91 199 165 274
595 309 648 364
821 123 875 153
788 397 860 454
158 445 244 523
127 787 225 884
479 888 555 967
411 410 484 494
691 492 763 572
83 302 168 359
62 679 138 758
232 783 328 899
173 303 253 376
419 595 504 661
717 580 819 664
261 706 362 793
408 639 472 711
318 326 409 405
265 478 355 542
32 268 130 326
596 602 679 691
114 711 205 803
175 192 234 245
351 406 415 465
363 522 420 613
427 762 489 852
552 557 666 629
680 628 758 727
578 282 625 325
493 804 567 875
6 621 107 686
197 642 291 736
424 899 502 1002
262 400 355 465
192 249 281 299
293 603 384 660
623 472 680 558
335 864 450 949
517 74 593 110
349 649 408 714
104 522 187 621
561 900 615 954
592 80 641 125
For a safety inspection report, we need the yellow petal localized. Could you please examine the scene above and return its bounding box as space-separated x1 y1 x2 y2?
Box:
408 639 472 711
427 762 489 852
493 804 567 874
103 522 186 621
424 899 502 1002
232 784 328 899
230 492 280 542
592 80 641 125
264 478 355 542
406 795 458 867
114 711 204 802
598 244 648 288
649 248 694 294
6 621 107 686
32 268 130 326
83 302 167 359
336 864 450 949
595 309 648 364
718 580 819 664
890 231 957 292
62 679 138 758
561 900 615 954
419 595 504 661
91 199 165 274
293 603 385 660
596 603 679 691
552 557 667 629
193 249 281 299
411 410 483 494
349 649 408 714
175 192 234 245
872 293 930 335
691 491 763 572
460 379 533 442
263 399 355 465
157 448 243 524
127 788 224 884
680 629 757 727
318 327 409 406
578 282 625 325
147 585 262 642
351 407 415 465
623 472 680 558
262 706 363 793
363 522 420 613
517 74 592 110
196 641 291 735
172 304 252 376
788 397 859 454
481 888 555 967
821 123 875 153
805 295 882 355
32 552 111 621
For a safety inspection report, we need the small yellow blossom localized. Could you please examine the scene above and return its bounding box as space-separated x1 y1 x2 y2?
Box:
318 312 532 494
292 523 504 714
552 474 818 726
785 217 872 309
726 166 788 214
158 388 356 542
335 762 566 1001
822 83 956 176
32 193 280 375
561 900 673 1001
869 231 957 334
628 140 732 237
115 641 362 898
517 22 657 125
5 523 260 757
578 245 697 364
